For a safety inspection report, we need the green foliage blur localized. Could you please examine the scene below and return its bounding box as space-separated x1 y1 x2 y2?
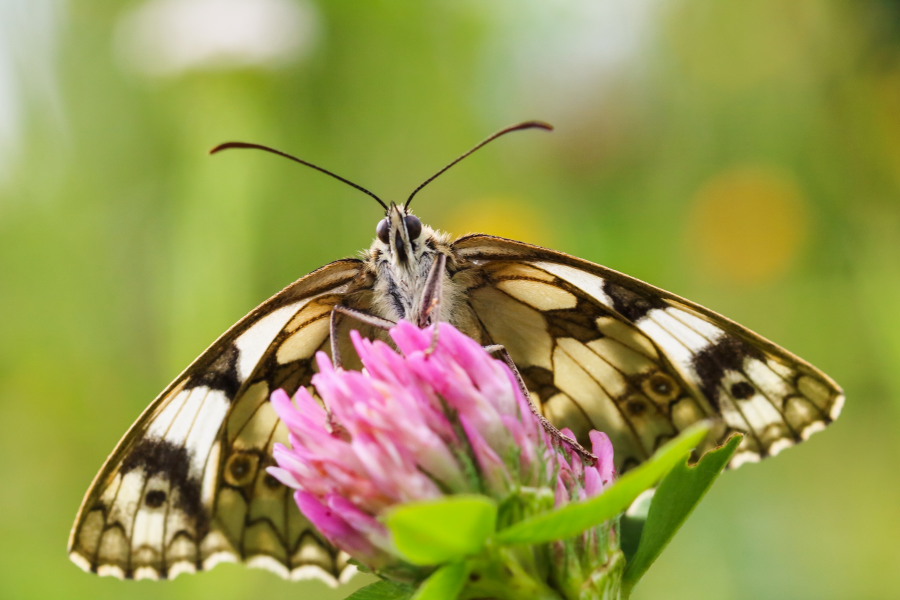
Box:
1 1 898 599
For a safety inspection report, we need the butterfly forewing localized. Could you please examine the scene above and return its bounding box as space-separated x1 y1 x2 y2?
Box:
69 260 367 581
452 235 844 471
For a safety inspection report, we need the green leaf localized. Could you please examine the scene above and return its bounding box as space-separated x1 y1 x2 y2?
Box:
385 495 497 565
410 562 471 600
620 488 655 560
494 422 711 545
344 580 414 600
622 433 742 594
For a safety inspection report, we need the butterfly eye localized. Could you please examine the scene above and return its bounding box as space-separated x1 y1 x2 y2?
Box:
404 215 422 240
376 218 390 243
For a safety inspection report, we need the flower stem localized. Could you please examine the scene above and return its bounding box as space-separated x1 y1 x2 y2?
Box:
462 546 563 600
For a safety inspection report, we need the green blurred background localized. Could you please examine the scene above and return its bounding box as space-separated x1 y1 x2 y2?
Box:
2 1 898 598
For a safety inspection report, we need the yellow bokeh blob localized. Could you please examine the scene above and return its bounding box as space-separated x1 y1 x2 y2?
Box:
685 166 811 285
441 195 555 247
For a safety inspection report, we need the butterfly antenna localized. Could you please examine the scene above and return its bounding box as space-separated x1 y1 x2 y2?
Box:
210 142 388 211
405 120 553 209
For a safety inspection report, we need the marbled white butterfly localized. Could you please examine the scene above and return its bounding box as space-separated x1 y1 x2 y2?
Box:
69 122 843 582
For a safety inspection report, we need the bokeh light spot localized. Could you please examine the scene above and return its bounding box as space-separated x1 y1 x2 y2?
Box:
115 0 320 79
442 195 553 247
685 166 811 285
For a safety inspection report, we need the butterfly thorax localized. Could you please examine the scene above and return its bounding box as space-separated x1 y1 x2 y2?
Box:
367 204 457 325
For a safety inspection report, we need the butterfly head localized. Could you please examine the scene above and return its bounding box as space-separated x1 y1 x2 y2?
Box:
374 203 432 268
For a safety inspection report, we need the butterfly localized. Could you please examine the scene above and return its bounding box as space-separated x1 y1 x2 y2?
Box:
69 121 843 584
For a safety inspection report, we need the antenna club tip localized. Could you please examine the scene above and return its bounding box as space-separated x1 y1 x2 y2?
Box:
527 120 554 131
209 142 239 155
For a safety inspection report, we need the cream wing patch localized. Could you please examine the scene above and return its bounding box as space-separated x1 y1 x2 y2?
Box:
235 302 311 379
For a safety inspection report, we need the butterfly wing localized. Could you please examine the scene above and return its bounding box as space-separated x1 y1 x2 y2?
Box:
68 259 370 581
452 235 844 471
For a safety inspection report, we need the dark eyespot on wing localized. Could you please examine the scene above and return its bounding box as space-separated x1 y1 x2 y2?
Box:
144 490 167 508
640 372 681 403
692 337 765 405
122 439 208 535
624 396 648 416
263 473 281 490
730 381 756 399
224 451 260 487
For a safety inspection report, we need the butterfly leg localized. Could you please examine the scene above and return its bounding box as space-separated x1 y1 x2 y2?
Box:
486 344 595 463
329 305 396 367
419 253 448 354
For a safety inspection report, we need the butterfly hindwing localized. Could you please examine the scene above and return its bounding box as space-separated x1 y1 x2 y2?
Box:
209 273 380 579
452 235 844 471
68 259 366 581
